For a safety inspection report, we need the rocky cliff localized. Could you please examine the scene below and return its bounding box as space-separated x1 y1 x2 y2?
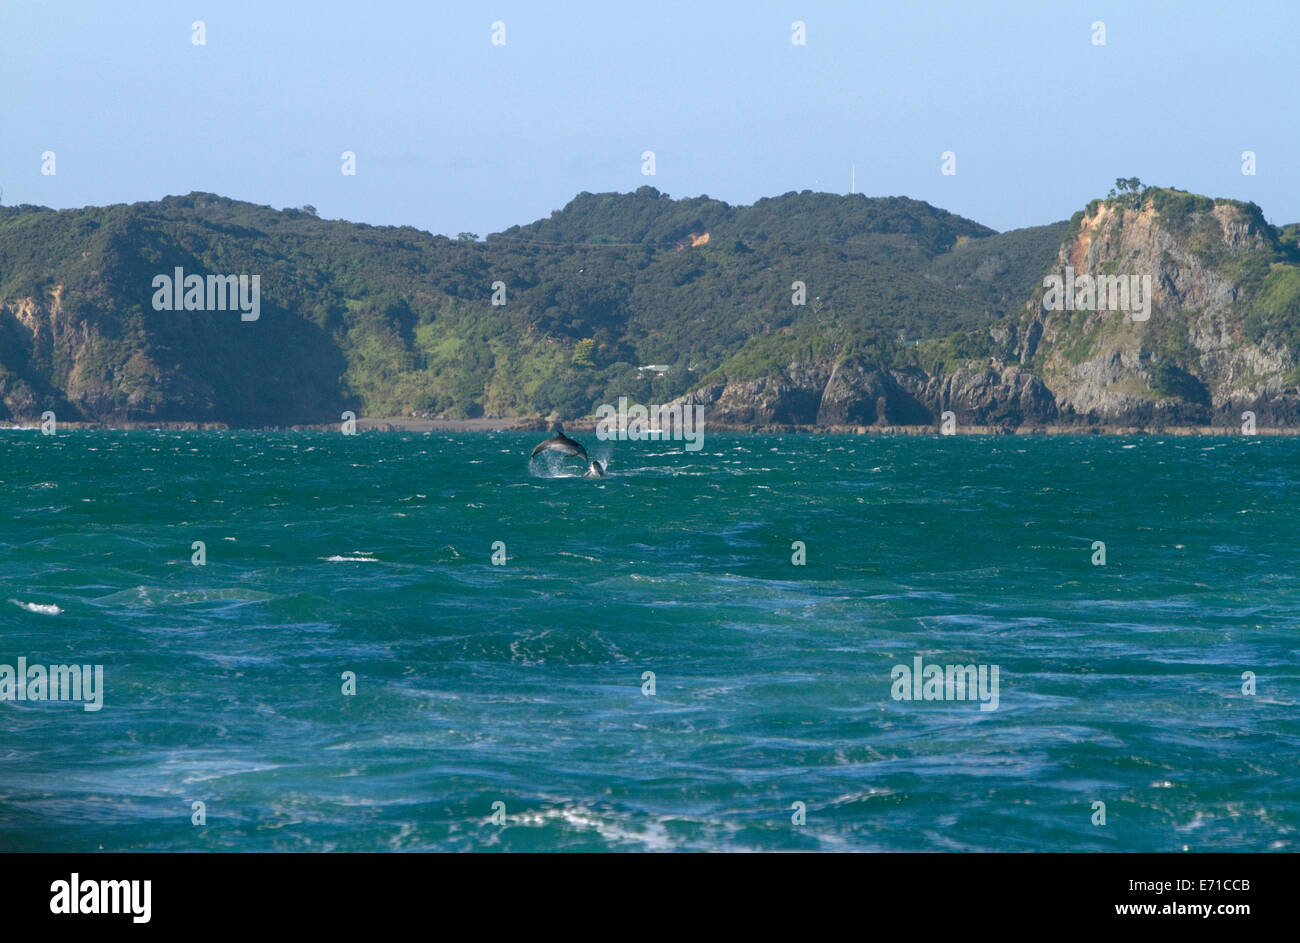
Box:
685 188 1300 430
1008 193 1300 426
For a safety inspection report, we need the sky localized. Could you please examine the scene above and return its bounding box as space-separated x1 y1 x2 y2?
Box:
2 1 1298 236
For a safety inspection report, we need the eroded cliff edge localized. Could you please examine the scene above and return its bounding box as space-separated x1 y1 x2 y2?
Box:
681 189 1300 430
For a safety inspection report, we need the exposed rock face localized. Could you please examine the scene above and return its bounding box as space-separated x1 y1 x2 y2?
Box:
0 286 345 424
681 360 1057 429
685 192 1300 430
1 291 69 420
895 366 1057 427
817 361 931 426
682 363 830 425
2 289 179 422
1013 197 1299 426
674 231 710 249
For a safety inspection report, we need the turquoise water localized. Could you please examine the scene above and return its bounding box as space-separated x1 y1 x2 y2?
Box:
1 430 1297 852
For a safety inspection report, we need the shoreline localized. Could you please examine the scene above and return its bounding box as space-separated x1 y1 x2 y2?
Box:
1 416 1293 436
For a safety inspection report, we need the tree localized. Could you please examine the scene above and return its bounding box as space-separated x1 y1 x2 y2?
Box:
1113 178 1146 208
571 337 596 367
457 232 479 242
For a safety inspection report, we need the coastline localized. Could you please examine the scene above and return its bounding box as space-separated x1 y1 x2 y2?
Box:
2 416 1293 435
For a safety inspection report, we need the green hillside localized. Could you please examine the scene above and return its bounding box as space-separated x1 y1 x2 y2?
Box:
0 188 1064 423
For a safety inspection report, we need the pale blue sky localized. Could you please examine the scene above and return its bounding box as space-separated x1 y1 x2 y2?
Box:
2 1 1296 235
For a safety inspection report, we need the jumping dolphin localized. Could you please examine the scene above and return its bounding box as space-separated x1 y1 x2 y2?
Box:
530 422 588 461
583 459 607 479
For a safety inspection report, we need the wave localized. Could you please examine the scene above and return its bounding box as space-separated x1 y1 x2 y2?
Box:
8 599 63 615
90 586 275 607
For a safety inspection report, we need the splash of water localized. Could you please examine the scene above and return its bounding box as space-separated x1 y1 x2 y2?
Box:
529 449 587 478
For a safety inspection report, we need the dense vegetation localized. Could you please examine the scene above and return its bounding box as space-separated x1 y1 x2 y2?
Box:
0 188 1070 422
10 183 1295 424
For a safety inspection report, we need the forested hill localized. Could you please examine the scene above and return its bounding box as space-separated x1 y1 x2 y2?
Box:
494 188 996 252
0 185 1068 424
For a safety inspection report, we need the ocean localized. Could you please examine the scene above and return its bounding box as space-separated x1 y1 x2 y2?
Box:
1 430 1296 851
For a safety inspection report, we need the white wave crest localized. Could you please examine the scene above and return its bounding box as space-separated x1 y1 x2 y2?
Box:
9 599 63 615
